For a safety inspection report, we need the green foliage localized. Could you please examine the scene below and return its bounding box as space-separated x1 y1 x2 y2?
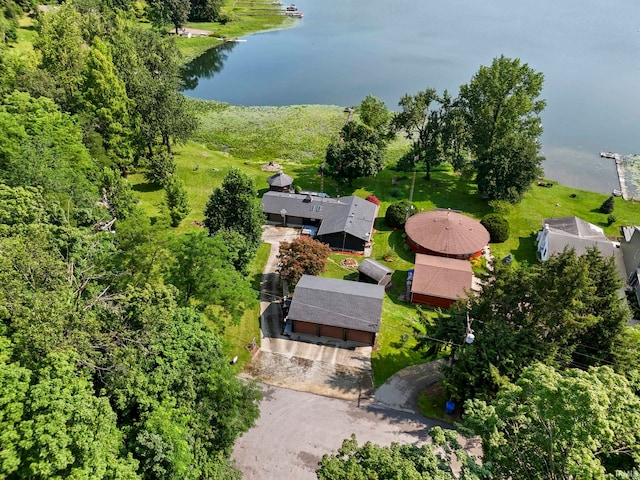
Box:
317 431 488 480
82 38 134 173
164 176 190 227
416 248 629 401
358 94 394 143
144 150 176 186
277 236 331 288
325 121 385 186
607 213 617 225
204 168 264 255
480 213 510 243
464 364 640 479
385 200 416 228
393 88 454 180
166 231 255 326
460 55 545 202
100 167 139 220
189 0 223 21
600 195 615 214
147 0 190 33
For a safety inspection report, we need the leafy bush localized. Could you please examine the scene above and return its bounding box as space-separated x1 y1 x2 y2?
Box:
600 195 615 214
385 201 416 229
481 214 510 243
365 195 380 206
390 187 402 198
607 214 617 226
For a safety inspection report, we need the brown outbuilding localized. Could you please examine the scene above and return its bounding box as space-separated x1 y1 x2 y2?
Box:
405 209 490 260
410 254 473 308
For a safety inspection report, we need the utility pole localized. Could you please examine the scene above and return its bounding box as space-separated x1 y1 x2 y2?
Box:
409 169 417 203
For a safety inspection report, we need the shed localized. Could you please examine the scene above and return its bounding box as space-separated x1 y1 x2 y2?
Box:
358 258 393 287
410 254 473 308
286 275 384 345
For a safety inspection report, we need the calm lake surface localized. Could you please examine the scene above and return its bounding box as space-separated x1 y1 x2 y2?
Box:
183 0 640 195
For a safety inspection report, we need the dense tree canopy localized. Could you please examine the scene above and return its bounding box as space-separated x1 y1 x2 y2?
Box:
465 364 640 479
325 121 384 185
204 168 264 255
459 55 545 202
415 248 630 401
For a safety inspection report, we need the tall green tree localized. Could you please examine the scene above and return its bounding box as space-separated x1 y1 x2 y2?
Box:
459 55 545 201
415 248 629 401
325 121 384 185
82 38 134 174
204 168 264 255
147 0 190 34
393 89 455 180
464 364 640 479
189 0 223 21
164 176 190 227
358 94 393 143
34 4 88 109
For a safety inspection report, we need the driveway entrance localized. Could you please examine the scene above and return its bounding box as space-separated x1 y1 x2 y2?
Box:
244 226 374 400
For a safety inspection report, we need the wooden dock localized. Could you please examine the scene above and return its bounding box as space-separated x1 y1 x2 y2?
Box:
602 151 629 200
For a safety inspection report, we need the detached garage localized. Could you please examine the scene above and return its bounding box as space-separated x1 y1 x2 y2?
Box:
286 275 384 346
410 254 473 308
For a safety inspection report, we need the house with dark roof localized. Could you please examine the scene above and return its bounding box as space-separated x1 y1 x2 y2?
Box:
260 191 378 252
410 254 473 308
358 258 393 287
266 171 294 192
536 216 615 261
286 275 384 345
621 226 640 304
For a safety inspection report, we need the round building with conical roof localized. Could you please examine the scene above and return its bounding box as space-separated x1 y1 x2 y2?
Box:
405 209 490 260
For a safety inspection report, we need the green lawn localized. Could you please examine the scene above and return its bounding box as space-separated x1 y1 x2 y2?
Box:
130 103 640 385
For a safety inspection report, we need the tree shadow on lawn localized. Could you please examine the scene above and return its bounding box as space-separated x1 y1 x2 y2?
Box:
512 233 538 264
371 349 432 389
387 231 416 263
132 182 163 193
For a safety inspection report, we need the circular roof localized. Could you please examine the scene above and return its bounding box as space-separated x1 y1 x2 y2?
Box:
405 210 490 256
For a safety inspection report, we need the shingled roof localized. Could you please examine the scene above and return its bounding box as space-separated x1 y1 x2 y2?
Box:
542 217 614 257
261 192 377 241
287 275 384 333
266 171 294 188
411 254 472 301
405 209 490 257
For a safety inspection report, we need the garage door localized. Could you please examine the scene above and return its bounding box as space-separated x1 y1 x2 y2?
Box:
346 329 374 345
293 320 319 335
319 324 344 340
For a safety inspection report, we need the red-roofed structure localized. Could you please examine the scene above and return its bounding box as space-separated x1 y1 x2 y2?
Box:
405 209 489 260
410 254 473 308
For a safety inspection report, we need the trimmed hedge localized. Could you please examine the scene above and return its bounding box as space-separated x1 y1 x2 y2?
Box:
481 214 510 243
385 201 416 229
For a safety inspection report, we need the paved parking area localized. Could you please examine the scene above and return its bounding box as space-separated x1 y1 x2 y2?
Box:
232 385 480 480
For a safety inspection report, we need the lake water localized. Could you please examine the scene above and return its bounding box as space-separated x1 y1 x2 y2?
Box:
182 0 640 195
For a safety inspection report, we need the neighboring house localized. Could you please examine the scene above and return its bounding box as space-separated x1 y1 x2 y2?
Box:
536 216 614 261
404 209 490 260
358 258 393 287
266 170 294 192
261 191 378 252
410 254 473 308
621 226 640 303
286 275 384 345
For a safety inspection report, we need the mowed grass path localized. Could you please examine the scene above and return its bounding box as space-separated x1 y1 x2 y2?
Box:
132 103 640 384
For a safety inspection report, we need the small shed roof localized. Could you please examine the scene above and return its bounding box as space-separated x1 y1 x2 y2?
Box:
405 209 490 256
358 258 393 282
287 275 384 333
267 171 294 188
411 254 473 301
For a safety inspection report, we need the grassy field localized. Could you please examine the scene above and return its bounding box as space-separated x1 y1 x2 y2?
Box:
130 103 640 384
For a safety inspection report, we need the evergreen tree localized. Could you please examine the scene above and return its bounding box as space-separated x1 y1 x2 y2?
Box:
164 176 190 227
